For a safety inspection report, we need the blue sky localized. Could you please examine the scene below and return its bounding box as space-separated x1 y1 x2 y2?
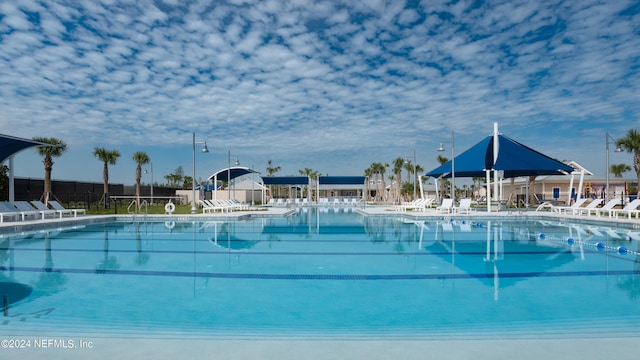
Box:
1 0 638 186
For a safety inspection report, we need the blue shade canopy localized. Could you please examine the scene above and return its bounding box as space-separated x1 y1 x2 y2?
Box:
261 176 309 185
207 166 259 182
0 134 50 163
425 134 574 179
318 176 366 185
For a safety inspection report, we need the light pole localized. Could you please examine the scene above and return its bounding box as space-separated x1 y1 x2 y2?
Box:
605 132 622 202
438 131 455 204
191 132 209 214
144 162 153 205
228 150 240 201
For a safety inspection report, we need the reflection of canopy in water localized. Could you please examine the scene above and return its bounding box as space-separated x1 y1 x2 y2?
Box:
205 222 260 250
209 236 259 250
0 274 33 305
426 226 577 289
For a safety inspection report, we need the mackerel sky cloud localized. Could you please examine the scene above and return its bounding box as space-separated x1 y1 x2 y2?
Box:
0 0 638 184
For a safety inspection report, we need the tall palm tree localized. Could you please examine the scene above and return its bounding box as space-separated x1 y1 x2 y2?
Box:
298 167 320 200
616 129 640 196
132 151 150 208
266 160 281 199
610 163 631 178
414 164 424 199
392 157 404 203
364 167 373 202
436 155 448 200
32 137 67 205
93 147 120 208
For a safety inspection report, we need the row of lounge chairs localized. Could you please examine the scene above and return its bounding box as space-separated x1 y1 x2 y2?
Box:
199 199 250 213
394 198 474 214
267 198 363 207
539 198 640 219
0 200 85 223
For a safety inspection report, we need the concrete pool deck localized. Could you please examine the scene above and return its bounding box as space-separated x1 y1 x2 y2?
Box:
3 337 639 360
1 205 639 359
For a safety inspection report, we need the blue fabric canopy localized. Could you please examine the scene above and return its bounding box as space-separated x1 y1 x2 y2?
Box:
318 176 365 185
0 134 49 163
261 176 309 185
425 134 574 179
207 166 259 182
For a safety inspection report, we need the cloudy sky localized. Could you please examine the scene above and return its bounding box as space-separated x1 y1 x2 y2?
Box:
1 0 638 186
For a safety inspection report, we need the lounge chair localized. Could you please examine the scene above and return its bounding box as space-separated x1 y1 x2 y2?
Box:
436 198 454 213
454 198 473 214
48 200 86 217
569 199 602 215
13 201 56 219
587 199 621 217
610 199 640 219
395 199 423 212
545 198 589 214
0 201 39 221
31 200 66 218
0 202 22 222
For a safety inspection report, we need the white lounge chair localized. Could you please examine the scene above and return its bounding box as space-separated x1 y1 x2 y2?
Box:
436 199 454 213
0 202 22 222
548 198 589 214
395 199 423 212
454 198 473 214
588 199 621 217
569 199 602 215
13 201 56 219
0 201 39 221
610 199 640 219
48 200 86 217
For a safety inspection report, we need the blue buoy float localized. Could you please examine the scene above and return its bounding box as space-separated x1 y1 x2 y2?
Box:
617 246 628 255
539 233 545 240
567 237 574 245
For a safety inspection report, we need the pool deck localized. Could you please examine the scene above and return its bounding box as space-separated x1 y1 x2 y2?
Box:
1 204 639 234
1 205 639 359
2 337 638 360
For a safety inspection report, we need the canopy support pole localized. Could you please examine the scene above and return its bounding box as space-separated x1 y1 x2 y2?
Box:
486 170 491 213
577 170 585 201
8 156 15 202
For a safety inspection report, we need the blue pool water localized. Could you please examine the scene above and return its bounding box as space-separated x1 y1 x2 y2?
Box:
1 208 639 339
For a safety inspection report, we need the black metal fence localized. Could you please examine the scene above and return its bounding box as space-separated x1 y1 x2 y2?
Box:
5 178 179 211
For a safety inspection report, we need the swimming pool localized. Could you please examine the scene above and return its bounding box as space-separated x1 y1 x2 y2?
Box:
1 208 639 340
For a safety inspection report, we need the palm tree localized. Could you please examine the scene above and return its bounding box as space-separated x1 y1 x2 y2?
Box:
414 164 424 199
392 157 404 203
436 155 448 200
616 129 640 196
132 151 150 209
93 147 120 208
404 160 413 192
266 160 281 199
32 137 67 206
364 167 373 201
266 160 281 176
610 163 631 178
298 167 320 201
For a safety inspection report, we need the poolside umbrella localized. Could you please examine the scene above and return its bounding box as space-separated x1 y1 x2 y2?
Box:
425 123 574 211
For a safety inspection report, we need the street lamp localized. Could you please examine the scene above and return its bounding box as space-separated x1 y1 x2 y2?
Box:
228 150 240 201
438 131 455 205
143 162 153 205
605 132 623 202
191 132 209 214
